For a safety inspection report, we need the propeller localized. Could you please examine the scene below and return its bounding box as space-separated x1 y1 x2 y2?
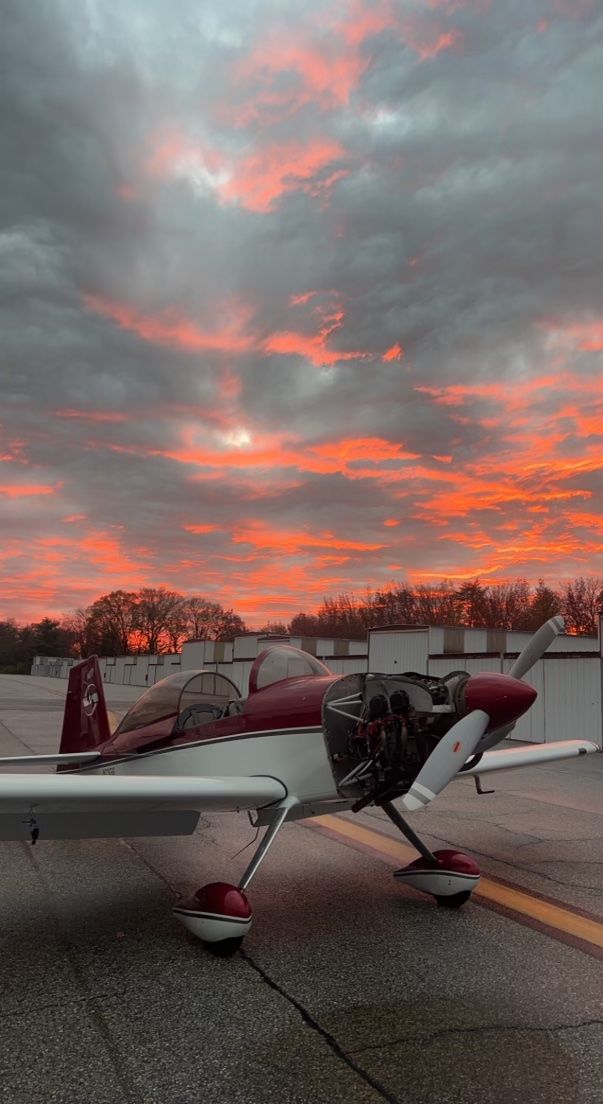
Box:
401 617 563 812
402 709 490 811
491 614 565 741
508 615 564 680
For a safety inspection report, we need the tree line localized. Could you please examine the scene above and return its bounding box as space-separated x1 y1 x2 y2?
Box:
0 589 245 674
288 576 603 640
1 577 602 674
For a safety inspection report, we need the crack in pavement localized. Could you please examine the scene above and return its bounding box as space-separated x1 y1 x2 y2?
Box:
120 838 179 893
412 830 603 897
529 857 602 867
348 1017 603 1054
340 811 603 896
240 949 404 1104
23 842 145 1104
0 716 37 755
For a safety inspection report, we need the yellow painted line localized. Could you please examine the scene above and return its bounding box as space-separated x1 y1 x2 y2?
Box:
315 814 603 952
316 815 417 865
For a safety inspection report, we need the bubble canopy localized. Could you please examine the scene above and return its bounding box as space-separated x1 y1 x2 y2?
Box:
249 645 331 694
115 670 241 734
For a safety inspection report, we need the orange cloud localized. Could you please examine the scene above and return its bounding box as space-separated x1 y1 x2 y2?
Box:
311 437 419 465
543 319 603 352
79 531 147 578
95 430 422 489
146 126 349 212
289 291 318 306
0 435 28 464
86 286 380 368
229 17 377 125
0 483 57 498
265 296 368 366
232 521 386 554
221 139 349 212
415 373 593 419
56 409 128 423
383 343 404 362
227 2 461 131
410 564 503 584
83 295 254 353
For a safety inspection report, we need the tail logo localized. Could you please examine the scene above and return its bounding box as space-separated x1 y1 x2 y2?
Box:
83 677 100 717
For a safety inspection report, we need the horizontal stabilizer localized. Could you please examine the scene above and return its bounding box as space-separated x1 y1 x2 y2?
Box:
464 739 599 776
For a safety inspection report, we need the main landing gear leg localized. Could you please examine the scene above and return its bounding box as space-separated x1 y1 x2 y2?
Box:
380 800 480 908
172 798 296 955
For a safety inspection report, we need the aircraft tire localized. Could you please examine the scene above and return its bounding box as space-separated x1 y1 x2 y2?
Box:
204 936 244 957
434 891 472 909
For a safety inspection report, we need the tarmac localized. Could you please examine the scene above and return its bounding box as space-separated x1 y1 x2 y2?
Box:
0 673 602 1104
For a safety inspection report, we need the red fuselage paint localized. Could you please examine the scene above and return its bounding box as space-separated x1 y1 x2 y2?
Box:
100 674 339 759
93 663 536 763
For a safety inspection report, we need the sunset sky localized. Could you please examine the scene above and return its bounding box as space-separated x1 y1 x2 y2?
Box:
1 0 602 625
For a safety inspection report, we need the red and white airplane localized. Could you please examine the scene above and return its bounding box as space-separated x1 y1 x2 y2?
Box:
0 616 597 954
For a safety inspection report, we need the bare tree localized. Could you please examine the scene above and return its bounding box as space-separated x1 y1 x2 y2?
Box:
0 620 21 671
136 588 185 653
314 594 370 638
560 577 603 636
60 609 93 657
258 621 289 635
288 611 322 636
453 579 490 627
527 581 562 630
370 586 417 627
484 580 533 631
181 596 247 641
85 590 139 655
413 582 459 625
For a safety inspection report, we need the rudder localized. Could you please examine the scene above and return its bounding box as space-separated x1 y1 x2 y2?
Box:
59 656 111 755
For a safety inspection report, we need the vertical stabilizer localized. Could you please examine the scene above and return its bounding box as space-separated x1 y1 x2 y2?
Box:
59 657 111 755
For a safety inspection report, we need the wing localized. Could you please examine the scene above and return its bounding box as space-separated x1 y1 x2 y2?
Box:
0 752 101 766
0 772 286 842
463 739 598 776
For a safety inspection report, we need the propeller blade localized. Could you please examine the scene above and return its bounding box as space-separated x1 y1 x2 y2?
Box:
402 709 490 811
508 615 564 681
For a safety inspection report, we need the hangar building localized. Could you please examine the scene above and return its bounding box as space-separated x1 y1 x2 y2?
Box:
32 619 603 748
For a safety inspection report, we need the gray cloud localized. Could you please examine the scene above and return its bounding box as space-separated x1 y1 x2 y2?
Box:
1 0 602 621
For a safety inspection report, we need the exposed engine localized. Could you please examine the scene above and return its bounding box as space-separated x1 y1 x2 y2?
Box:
346 690 425 788
323 670 471 804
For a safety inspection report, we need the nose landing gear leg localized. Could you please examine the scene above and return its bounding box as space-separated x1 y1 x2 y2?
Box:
379 800 480 908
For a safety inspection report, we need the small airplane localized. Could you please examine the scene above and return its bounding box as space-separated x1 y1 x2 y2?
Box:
0 616 597 954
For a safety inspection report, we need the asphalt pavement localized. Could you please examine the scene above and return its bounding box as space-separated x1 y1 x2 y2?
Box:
1 673 602 1104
